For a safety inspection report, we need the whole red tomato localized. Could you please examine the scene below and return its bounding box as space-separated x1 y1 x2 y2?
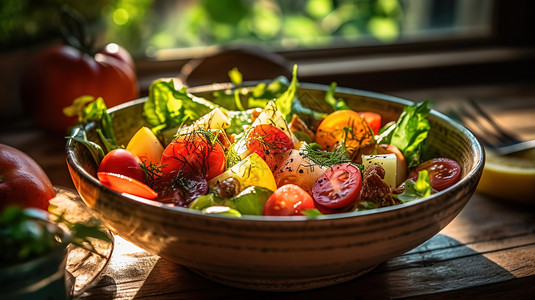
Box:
0 144 56 211
20 43 139 133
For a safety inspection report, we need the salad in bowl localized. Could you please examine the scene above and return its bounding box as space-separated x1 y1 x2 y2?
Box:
69 66 461 217
65 65 482 291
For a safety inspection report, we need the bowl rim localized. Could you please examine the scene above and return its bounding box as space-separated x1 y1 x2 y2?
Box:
65 81 484 222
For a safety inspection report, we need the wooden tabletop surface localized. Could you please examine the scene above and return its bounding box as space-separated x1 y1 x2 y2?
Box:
1 81 534 299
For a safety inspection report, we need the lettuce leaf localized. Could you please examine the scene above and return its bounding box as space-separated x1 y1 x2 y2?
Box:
325 82 351 111
396 170 432 202
143 79 216 134
378 101 431 169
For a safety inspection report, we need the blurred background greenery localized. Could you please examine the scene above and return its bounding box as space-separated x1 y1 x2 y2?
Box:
0 0 492 58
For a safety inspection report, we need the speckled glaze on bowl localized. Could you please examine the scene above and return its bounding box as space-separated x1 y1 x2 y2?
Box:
66 83 484 291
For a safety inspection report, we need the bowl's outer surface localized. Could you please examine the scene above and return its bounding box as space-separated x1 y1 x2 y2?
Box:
66 83 484 291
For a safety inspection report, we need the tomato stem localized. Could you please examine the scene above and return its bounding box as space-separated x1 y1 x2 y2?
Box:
59 5 96 56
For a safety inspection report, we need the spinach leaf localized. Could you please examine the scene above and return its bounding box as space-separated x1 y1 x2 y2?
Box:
378 101 431 169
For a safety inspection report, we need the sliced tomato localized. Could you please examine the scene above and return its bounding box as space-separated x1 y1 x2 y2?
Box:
312 163 362 209
161 132 226 181
97 172 158 200
246 124 294 171
315 110 375 156
408 158 462 191
359 112 382 134
98 149 144 182
262 184 315 216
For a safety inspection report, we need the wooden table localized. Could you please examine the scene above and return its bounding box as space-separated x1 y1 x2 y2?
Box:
1 81 534 299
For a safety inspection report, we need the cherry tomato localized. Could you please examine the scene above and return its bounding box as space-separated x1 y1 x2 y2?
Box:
315 110 375 156
0 144 55 211
408 158 462 191
20 43 139 132
97 172 158 200
312 163 362 209
262 184 315 216
98 149 144 183
161 132 226 181
246 124 294 171
359 112 382 134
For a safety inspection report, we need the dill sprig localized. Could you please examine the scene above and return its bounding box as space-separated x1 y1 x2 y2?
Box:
139 162 162 188
302 143 351 167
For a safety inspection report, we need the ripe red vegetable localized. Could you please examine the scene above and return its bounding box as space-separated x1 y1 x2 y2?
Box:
0 144 55 211
408 158 462 191
98 149 145 183
263 184 315 216
20 43 138 133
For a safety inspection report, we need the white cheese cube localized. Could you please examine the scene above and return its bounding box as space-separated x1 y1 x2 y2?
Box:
362 153 398 188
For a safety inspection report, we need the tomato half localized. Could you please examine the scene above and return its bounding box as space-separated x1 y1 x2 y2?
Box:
246 124 294 171
97 172 158 200
262 184 315 216
312 163 362 209
408 158 462 191
98 149 145 183
315 110 375 156
359 112 382 134
161 132 226 181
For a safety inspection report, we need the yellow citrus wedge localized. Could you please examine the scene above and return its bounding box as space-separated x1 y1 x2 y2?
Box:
476 148 535 203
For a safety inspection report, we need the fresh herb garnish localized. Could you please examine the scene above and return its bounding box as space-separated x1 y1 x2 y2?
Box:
302 143 351 167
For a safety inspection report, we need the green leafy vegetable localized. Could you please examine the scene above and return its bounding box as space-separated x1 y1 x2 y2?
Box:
64 96 118 163
396 170 432 202
143 79 216 134
275 64 299 122
325 82 351 111
69 125 105 164
378 101 431 168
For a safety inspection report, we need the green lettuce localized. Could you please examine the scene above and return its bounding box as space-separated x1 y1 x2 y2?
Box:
396 170 433 202
143 79 216 134
325 82 351 111
378 101 431 169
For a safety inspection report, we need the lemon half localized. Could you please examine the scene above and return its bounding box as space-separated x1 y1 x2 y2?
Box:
476 149 535 203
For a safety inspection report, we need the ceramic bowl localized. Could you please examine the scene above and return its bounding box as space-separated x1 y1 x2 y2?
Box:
66 83 484 291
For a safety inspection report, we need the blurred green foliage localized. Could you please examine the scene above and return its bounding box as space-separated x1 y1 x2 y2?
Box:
1 0 403 56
